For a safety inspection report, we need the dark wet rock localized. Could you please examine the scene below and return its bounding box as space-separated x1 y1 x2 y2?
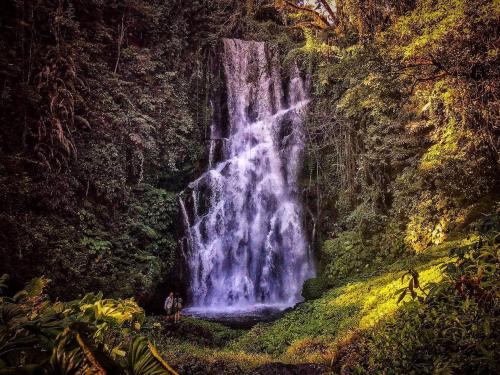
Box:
252 363 332 375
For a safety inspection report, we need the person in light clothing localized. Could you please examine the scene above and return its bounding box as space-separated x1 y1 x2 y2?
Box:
164 292 174 322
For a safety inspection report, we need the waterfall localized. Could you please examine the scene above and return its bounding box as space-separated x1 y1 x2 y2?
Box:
181 39 315 314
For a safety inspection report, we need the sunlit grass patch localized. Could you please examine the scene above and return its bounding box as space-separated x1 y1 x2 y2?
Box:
357 266 442 329
230 244 454 362
155 336 272 373
283 335 337 364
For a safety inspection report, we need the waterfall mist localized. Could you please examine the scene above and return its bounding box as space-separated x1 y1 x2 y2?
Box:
181 39 315 316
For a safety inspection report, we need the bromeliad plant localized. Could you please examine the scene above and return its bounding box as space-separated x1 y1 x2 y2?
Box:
0 275 178 374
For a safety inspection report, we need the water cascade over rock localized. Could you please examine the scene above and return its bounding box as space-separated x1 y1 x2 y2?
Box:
180 39 315 316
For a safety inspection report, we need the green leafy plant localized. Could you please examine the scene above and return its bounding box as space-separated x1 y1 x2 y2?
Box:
0 276 177 374
125 336 178 375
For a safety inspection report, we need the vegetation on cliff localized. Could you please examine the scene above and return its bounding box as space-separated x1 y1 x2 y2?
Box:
0 0 213 300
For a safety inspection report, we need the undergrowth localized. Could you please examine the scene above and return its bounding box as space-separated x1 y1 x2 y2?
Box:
143 235 485 372
138 232 499 375
337 232 500 374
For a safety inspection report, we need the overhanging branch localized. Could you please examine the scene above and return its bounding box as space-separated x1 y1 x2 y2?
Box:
280 0 331 28
318 0 338 24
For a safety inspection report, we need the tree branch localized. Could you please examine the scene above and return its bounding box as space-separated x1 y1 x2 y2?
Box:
280 0 331 28
318 0 338 24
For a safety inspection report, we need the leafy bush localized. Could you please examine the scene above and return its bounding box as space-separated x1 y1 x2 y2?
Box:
320 231 380 284
341 233 500 374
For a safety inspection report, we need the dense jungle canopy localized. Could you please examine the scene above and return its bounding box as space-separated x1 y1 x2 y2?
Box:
0 0 498 374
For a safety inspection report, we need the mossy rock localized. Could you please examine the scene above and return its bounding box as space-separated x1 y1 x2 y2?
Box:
301 277 328 300
165 317 245 348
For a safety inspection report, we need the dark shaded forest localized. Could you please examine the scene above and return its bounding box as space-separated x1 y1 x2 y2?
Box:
0 0 498 374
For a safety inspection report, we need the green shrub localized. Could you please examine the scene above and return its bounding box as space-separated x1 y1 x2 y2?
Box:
320 231 380 284
343 233 500 374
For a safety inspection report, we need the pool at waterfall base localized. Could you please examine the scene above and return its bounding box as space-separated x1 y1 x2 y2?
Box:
183 302 299 328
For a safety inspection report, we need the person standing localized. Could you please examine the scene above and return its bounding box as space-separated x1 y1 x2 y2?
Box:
173 293 183 323
164 292 174 322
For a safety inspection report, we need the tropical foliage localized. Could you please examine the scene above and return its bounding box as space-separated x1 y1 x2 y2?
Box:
287 0 500 286
0 275 177 374
0 0 498 374
0 0 207 301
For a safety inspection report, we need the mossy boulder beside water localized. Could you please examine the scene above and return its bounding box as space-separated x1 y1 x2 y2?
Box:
301 277 329 300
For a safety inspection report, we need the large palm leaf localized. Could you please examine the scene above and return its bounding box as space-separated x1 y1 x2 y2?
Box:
126 336 178 375
49 327 124 375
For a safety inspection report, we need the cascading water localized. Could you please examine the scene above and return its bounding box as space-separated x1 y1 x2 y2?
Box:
181 39 314 317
